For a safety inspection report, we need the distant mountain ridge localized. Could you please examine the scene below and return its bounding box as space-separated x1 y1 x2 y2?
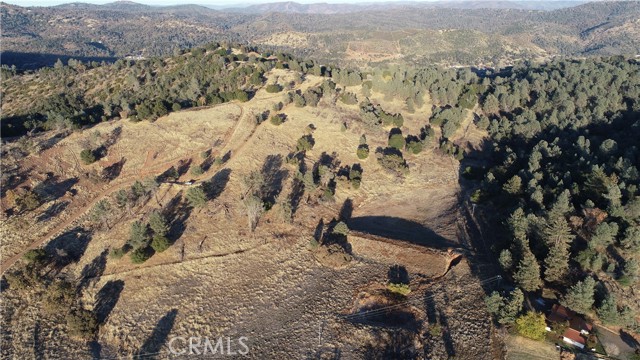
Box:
230 0 588 14
1 0 638 69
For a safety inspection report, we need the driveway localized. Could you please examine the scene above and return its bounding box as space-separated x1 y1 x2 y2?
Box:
595 325 638 360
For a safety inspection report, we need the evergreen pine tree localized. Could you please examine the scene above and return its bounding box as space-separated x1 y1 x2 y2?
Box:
561 277 596 315
514 247 542 292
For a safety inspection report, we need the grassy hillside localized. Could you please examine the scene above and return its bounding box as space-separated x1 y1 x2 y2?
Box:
1 45 490 358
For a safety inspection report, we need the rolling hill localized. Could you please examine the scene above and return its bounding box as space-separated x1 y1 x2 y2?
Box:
1 1 639 69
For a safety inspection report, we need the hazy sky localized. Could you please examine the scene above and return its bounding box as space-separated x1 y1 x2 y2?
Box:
4 0 415 6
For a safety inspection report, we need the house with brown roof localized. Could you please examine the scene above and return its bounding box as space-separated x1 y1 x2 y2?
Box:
546 304 593 349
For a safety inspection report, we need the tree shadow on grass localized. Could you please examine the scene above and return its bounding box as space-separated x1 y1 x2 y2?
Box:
36 201 69 223
78 249 109 291
260 154 288 205
44 227 92 272
288 178 305 219
134 309 178 360
200 156 214 172
346 216 458 249
362 328 419 359
94 280 125 325
39 131 69 152
176 159 192 177
164 194 193 244
339 198 353 221
221 150 231 163
34 321 44 359
33 176 78 202
423 290 455 358
102 158 126 181
203 168 231 201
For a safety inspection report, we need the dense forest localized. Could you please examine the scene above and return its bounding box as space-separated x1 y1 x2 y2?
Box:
474 57 640 329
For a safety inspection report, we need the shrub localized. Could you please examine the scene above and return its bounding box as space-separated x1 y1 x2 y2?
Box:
186 186 207 207
305 123 316 134
23 248 47 265
235 90 250 102
406 140 423 154
349 167 362 189
129 247 151 264
80 149 96 164
388 133 406 150
66 309 98 340
617 275 632 287
387 283 411 296
303 89 321 107
380 111 404 127
270 114 285 125
4 270 33 291
428 324 442 337
339 92 358 105
332 221 349 236
321 187 335 202
151 235 170 253
378 148 408 174
515 312 547 341
470 189 485 203
296 135 315 152
43 280 74 314
293 94 306 107
266 84 283 93
190 165 204 176
357 144 369 159
308 238 320 250
109 247 126 259
15 190 40 212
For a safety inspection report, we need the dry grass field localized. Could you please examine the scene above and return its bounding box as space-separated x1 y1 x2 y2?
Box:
0 69 498 359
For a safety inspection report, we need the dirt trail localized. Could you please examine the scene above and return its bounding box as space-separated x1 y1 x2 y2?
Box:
0 103 244 275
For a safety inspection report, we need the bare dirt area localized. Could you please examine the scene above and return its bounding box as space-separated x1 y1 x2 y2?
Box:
1 69 497 359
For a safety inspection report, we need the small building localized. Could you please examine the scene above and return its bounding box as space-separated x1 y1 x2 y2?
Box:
563 328 586 349
546 304 593 349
